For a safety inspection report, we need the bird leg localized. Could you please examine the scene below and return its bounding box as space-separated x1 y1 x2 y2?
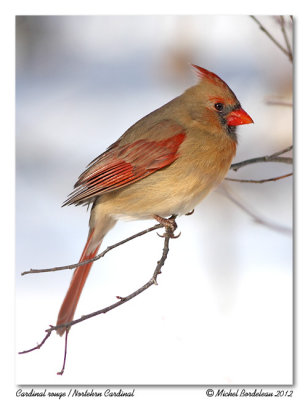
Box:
154 214 180 238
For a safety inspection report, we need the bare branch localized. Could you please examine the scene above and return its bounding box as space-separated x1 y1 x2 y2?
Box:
57 330 69 376
19 221 176 365
18 330 52 354
19 15 294 374
279 16 293 62
266 99 292 107
230 146 293 171
225 172 293 184
220 184 292 235
250 15 292 61
47 229 173 334
21 223 164 276
265 145 293 158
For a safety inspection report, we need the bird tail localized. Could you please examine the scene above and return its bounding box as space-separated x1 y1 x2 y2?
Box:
56 215 116 336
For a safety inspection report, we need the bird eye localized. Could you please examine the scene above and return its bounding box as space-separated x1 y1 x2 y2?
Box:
214 102 224 111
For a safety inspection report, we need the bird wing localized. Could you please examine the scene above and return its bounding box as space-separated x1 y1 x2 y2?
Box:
64 120 186 206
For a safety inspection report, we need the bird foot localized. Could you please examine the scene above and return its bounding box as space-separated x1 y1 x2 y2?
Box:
154 215 181 239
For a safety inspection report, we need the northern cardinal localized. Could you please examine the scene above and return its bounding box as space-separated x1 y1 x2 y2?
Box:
56 65 253 335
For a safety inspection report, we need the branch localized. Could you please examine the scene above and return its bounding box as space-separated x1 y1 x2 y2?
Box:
48 230 173 334
266 99 292 107
250 15 292 61
18 330 52 354
230 146 293 171
21 222 164 276
57 330 69 376
19 220 176 374
225 172 293 184
21 145 292 277
220 184 292 235
279 15 293 62
19 145 293 372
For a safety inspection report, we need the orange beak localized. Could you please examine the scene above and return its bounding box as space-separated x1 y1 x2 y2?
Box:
226 108 253 126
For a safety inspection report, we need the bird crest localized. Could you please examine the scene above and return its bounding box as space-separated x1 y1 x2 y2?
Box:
192 64 229 91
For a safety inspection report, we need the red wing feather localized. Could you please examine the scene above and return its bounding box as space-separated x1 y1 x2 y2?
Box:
64 120 186 205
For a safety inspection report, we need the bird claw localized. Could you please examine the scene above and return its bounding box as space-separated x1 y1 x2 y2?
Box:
172 231 181 238
185 209 195 216
154 214 180 239
157 230 181 239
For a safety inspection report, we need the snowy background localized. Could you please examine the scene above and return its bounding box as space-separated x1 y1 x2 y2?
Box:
15 15 292 385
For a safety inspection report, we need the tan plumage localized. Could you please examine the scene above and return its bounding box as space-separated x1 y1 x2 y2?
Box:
56 65 253 335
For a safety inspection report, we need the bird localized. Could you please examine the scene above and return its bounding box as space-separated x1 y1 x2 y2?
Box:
56 64 253 336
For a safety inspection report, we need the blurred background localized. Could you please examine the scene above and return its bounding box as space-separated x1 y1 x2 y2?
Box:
16 15 292 385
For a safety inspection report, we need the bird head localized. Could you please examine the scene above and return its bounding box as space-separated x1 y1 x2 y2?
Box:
185 65 253 141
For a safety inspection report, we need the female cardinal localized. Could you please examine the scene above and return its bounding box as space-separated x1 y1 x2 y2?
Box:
56 65 253 335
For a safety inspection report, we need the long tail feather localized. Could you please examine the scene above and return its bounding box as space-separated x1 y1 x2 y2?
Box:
56 229 101 336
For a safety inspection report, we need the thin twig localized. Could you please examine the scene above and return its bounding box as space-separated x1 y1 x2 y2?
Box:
21 146 292 277
46 231 173 334
264 146 293 158
18 330 52 354
279 16 293 62
21 223 163 276
250 15 291 60
19 223 175 363
225 172 293 184
220 184 292 235
230 146 293 171
266 99 292 107
57 330 69 376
